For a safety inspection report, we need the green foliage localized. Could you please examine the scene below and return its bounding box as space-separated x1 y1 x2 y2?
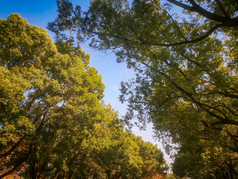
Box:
49 0 238 178
0 14 167 178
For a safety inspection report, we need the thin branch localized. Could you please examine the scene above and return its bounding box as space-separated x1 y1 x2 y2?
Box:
162 8 187 40
167 0 194 11
88 22 221 47
94 23 223 47
140 24 224 46
0 136 25 158
217 91 238 99
224 161 238 175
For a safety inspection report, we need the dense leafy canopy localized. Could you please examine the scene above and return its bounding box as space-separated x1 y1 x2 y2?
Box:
0 14 167 178
49 0 238 178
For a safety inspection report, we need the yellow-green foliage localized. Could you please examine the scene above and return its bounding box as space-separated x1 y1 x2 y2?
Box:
0 14 167 178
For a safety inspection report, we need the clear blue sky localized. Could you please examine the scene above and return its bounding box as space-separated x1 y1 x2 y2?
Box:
0 0 172 166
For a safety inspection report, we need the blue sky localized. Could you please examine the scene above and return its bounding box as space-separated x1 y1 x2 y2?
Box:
0 0 172 166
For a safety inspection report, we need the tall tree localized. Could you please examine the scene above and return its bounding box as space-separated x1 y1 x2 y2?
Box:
0 14 168 178
49 0 238 177
0 13 104 178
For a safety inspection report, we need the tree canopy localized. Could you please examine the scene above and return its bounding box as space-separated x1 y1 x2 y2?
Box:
0 14 168 178
48 0 238 178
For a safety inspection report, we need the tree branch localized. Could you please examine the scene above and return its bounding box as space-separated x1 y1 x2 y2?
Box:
167 0 194 11
0 144 33 178
167 0 238 26
168 0 226 22
92 23 223 47
0 136 25 158
140 23 223 46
